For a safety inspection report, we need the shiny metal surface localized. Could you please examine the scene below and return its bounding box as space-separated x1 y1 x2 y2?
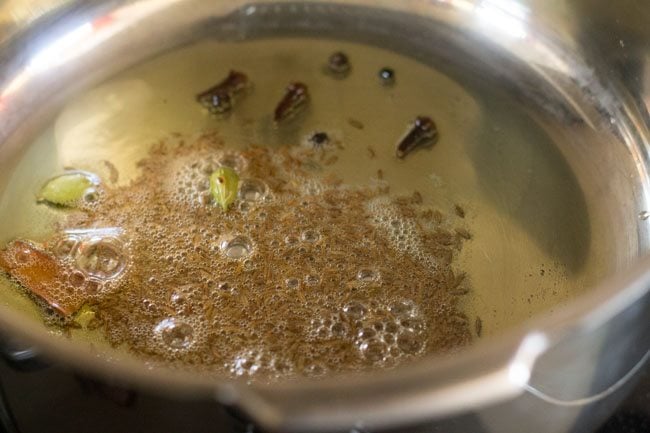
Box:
0 1 647 432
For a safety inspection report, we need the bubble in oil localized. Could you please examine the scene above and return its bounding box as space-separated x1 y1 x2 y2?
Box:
218 154 246 172
75 237 126 280
54 236 79 258
397 330 424 354
154 318 194 350
170 291 190 311
343 301 367 319
83 188 100 203
239 179 267 202
356 268 379 283
220 235 253 259
358 339 388 363
230 350 262 377
304 363 327 376
301 229 320 243
399 318 425 333
22 117 475 378
331 322 349 337
68 271 85 287
85 279 101 295
357 327 377 340
390 300 417 318
142 298 159 314
385 321 399 334
304 274 320 286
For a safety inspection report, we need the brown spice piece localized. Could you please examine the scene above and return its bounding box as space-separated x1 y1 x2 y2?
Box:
396 116 438 159
454 204 466 218
377 169 384 180
0 240 82 315
367 146 376 159
348 118 365 130
196 70 250 114
412 191 423 204
102 160 119 184
455 228 471 240
22 133 472 378
326 52 351 77
274 82 310 123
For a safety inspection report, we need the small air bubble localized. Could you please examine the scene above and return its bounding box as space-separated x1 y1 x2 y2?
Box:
220 236 253 259
301 230 320 243
285 278 300 289
304 363 326 376
357 327 377 340
639 211 649 220
85 279 101 294
397 330 424 354
154 318 194 350
400 318 425 333
331 322 349 337
82 188 100 203
68 271 85 287
75 237 126 280
358 339 387 363
356 268 379 283
385 321 399 334
54 236 79 258
343 301 367 319
239 179 267 202
390 300 417 318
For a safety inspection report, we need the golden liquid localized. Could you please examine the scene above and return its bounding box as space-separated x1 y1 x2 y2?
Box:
0 38 594 377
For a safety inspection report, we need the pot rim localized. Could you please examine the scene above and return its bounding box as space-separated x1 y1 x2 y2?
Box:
0 0 648 430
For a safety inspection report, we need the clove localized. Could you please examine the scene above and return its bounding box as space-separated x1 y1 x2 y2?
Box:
326 52 351 77
196 70 249 114
396 116 438 159
274 82 310 123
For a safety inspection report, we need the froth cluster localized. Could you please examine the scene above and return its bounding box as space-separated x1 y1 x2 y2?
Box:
31 132 471 380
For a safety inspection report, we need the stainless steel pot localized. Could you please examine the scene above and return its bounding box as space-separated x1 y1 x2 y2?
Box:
0 1 648 432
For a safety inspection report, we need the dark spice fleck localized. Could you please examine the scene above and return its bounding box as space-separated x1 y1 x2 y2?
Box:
323 155 339 166
274 82 310 123
455 228 471 240
377 169 384 180
327 52 351 77
454 204 466 218
412 191 423 204
348 118 365 130
309 132 330 148
379 67 395 85
367 146 376 159
475 316 483 337
396 116 438 159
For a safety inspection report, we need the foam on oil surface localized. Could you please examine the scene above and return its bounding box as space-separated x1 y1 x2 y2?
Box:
13 132 471 380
